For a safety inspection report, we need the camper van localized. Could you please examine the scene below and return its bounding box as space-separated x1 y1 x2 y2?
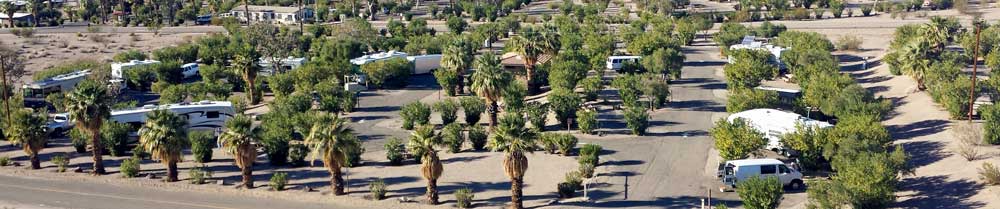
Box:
407 54 443 74
22 70 92 108
719 158 804 190
606 56 641 71
110 101 236 132
727 108 832 155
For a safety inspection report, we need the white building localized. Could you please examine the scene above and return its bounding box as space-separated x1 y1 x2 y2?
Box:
728 36 789 69
727 108 832 154
230 5 313 25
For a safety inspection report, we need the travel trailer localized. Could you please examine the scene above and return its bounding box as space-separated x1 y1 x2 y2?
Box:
727 108 832 155
728 36 789 70
606 56 641 70
21 70 92 108
110 101 236 132
719 158 804 190
110 60 161 89
407 54 442 74
259 57 306 76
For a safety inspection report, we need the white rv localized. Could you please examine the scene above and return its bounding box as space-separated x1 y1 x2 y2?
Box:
727 108 832 155
110 101 236 131
350 51 408 65
728 36 789 69
111 60 161 80
606 56 641 70
22 70 92 108
406 54 442 74
259 57 306 76
719 158 804 190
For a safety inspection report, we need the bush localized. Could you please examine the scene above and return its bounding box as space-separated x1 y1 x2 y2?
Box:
579 163 595 178
70 128 88 153
555 134 578 156
711 118 766 160
726 88 780 113
954 122 983 161
120 156 141 178
52 154 69 172
113 50 148 62
861 5 873 16
434 69 459 96
814 9 825 19
539 133 560 154
361 58 412 89
467 125 488 151
579 144 602 166
269 172 289 191
579 76 602 101
624 107 650 135
434 99 460 125
982 105 1000 145
189 131 215 163
400 102 432 130
442 123 465 153
549 89 582 128
460 97 485 125
189 166 212 184
641 78 670 109
557 182 576 198
736 176 784 209
260 128 291 166
835 35 863 51
370 178 387 200
346 142 365 167
980 162 1000 186
455 187 475 208
11 28 35 38
526 102 548 130
289 143 309 166
576 110 598 134
101 122 131 157
385 137 406 165
564 171 583 189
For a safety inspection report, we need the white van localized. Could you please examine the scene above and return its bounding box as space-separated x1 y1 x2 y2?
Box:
606 56 641 70
720 158 804 190
181 63 200 79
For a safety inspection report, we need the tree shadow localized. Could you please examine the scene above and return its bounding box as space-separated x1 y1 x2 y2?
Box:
683 61 728 67
441 155 488 164
696 83 728 90
648 130 710 137
886 119 950 140
895 175 985 209
667 100 725 112
603 160 645 166
352 106 401 113
898 140 949 168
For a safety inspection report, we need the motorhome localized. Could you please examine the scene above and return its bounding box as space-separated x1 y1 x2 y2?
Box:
727 108 832 155
110 101 236 132
110 60 161 89
719 158 804 190
21 70 92 108
606 56 641 71
728 36 789 70
259 57 306 76
407 54 442 74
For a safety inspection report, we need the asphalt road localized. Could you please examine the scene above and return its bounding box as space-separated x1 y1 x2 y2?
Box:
0 173 370 209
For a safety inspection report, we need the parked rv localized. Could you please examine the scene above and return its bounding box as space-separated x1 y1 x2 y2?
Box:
727 108 832 155
606 56 641 71
259 57 306 76
22 70 92 108
407 54 442 74
110 60 161 89
719 158 804 190
110 101 236 132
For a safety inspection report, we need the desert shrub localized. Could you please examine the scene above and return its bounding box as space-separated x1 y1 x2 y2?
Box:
11 28 35 38
189 166 213 184
736 176 783 209
120 156 141 178
579 163 595 178
836 35 863 51
434 69 459 96
269 172 289 191
579 144 602 166
557 182 576 198
954 122 983 161
400 102 432 130
52 154 69 172
101 122 131 157
434 99 460 125
189 131 215 163
576 110 598 134
460 97 485 125
564 171 583 189
346 141 365 167
814 9 825 19
980 162 1000 185
385 137 406 165
260 128 291 166
442 123 465 153
982 105 1000 145
525 102 548 130
624 107 650 136
556 134 578 156
861 5 873 16
370 178 388 200
467 125 488 151
361 57 412 88
539 133 560 154
455 188 475 208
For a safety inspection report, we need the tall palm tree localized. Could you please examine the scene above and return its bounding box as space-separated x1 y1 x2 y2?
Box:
6 110 48 169
441 37 474 95
471 52 513 128
920 21 948 52
138 109 189 182
489 113 538 209
232 43 261 105
506 26 559 95
900 39 932 90
407 125 444 204
1 2 16 28
218 115 258 188
304 114 359 195
65 81 112 175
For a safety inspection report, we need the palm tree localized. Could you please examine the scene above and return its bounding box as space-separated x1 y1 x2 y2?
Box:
920 20 948 52
506 26 559 95
138 109 189 182
27 0 41 27
218 115 258 188
65 81 112 175
232 43 262 105
1 2 16 28
304 114 359 195
441 38 474 95
6 110 48 169
489 113 538 209
900 39 932 90
471 52 513 128
407 125 444 204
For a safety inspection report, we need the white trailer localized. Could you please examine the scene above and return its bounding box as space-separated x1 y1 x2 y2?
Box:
259 57 306 76
727 108 832 154
22 70 92 108
110 101 236 132
606 55 641 70
407 54 442 74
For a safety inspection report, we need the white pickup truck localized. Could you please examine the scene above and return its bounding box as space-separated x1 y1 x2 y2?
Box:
45 113 73 137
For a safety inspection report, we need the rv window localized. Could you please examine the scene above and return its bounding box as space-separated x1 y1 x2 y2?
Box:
779 165 790 174
206 111 220 119
760 165 777 174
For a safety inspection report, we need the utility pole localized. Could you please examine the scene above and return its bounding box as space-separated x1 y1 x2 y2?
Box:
1 64 9 127
968 21 982 121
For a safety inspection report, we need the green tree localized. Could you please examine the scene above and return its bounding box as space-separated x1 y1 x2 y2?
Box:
65 80 112 174
441 37 473 95
471 52 513 128
641 48 685 80
711 118 766 160
725 49 777 90
490 113 538 209
737 176 784 209
506 26 559 94
138 109 189 182
548 89 581 128
623 107 650 136
726 88 779 113
6 110 48 169
460 96 485 125
434 68 459 96
408 125 445 204
446 15 468 34
982 105 1000 145
781 124 831 170
113 50 148 62
218 115 258 188
305 114 359 195
232 43 262 105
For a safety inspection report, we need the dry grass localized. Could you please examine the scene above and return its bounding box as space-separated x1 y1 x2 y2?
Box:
836 35 864 51
954 122 984 161
979 162 1000 185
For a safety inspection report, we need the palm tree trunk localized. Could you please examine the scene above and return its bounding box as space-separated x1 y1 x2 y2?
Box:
510 177 524 209
456 71 465 95
166 161 178 182
244 0 250 25
29 153 40 169
245 76 258 105
90 130 106 174
331 167 345 195
525 64 538 95
488 101 499 128
427 178 439 204
241 166 254 188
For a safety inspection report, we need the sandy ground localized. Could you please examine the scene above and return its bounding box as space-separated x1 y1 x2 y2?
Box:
0 200 65 209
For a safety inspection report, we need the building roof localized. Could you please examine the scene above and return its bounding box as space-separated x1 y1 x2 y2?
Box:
726 158 784 167
233 5 303 13
500 52 553 67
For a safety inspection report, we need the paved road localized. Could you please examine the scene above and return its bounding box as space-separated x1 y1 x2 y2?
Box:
0 174 373 209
